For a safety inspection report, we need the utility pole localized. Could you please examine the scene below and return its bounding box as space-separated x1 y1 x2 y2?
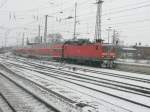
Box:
4 29 10 48
16 38 18 47
73 2 77 40
95 0 103 42
44 15 48 43
4 33 7 48
38 25 41 38
22 32 25 46
38 25 41 43
112 30 116 44
26 37 29 45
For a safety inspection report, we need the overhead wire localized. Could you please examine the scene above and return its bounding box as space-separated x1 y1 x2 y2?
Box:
0 0 8 8
1 0 150 43
76 1 150 19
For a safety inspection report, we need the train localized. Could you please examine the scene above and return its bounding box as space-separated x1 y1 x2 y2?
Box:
13 39 116 68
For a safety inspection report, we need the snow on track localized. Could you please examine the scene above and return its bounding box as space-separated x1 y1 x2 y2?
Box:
3 62 149 112
0 63 98 112
8 65 130 112
0 93 14 112
0 73 56 112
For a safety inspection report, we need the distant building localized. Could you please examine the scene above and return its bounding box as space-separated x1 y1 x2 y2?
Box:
119 47 137 59
116 45 150 59
133 46 150 59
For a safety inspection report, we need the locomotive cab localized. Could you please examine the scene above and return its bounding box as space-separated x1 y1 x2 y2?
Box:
102 44 116 59
101 44 116 68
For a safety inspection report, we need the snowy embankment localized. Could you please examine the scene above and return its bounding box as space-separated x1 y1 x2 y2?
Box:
115 59 150 75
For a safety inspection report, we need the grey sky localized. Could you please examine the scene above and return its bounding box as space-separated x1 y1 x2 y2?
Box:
0 0 150 46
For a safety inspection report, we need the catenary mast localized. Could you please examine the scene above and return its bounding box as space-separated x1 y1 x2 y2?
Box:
95 0 103 42
73 2 77 40
44 15 48 43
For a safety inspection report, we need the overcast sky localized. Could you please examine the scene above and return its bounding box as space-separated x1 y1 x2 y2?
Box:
0 0 150 47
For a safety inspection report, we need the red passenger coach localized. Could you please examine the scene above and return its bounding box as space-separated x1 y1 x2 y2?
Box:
14 44 63 60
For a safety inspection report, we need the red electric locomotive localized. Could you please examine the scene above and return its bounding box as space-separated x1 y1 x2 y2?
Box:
63 40 116 68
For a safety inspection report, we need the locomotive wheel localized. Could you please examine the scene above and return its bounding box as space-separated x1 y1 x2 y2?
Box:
109 63 113 68
99 63 102 68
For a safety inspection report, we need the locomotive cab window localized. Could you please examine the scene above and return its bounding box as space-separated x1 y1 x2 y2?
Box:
103 45 115 52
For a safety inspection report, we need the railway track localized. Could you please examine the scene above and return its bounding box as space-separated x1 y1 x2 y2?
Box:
0 63 101 112
8 59 150 96
0 72 58 112
8 63 150 107
0 63 131 112
12 56 150 83
0 93 15 112
5 61 150 98
1 56 150 111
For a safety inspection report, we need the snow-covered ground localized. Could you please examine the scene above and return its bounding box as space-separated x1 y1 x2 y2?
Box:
117 58 150 66
8 65 149 112
0 55 150 112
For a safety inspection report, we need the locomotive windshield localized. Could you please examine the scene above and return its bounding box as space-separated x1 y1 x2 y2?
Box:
103 45 115 52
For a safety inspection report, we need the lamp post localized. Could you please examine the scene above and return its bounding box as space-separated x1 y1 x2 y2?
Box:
65 2 78 40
